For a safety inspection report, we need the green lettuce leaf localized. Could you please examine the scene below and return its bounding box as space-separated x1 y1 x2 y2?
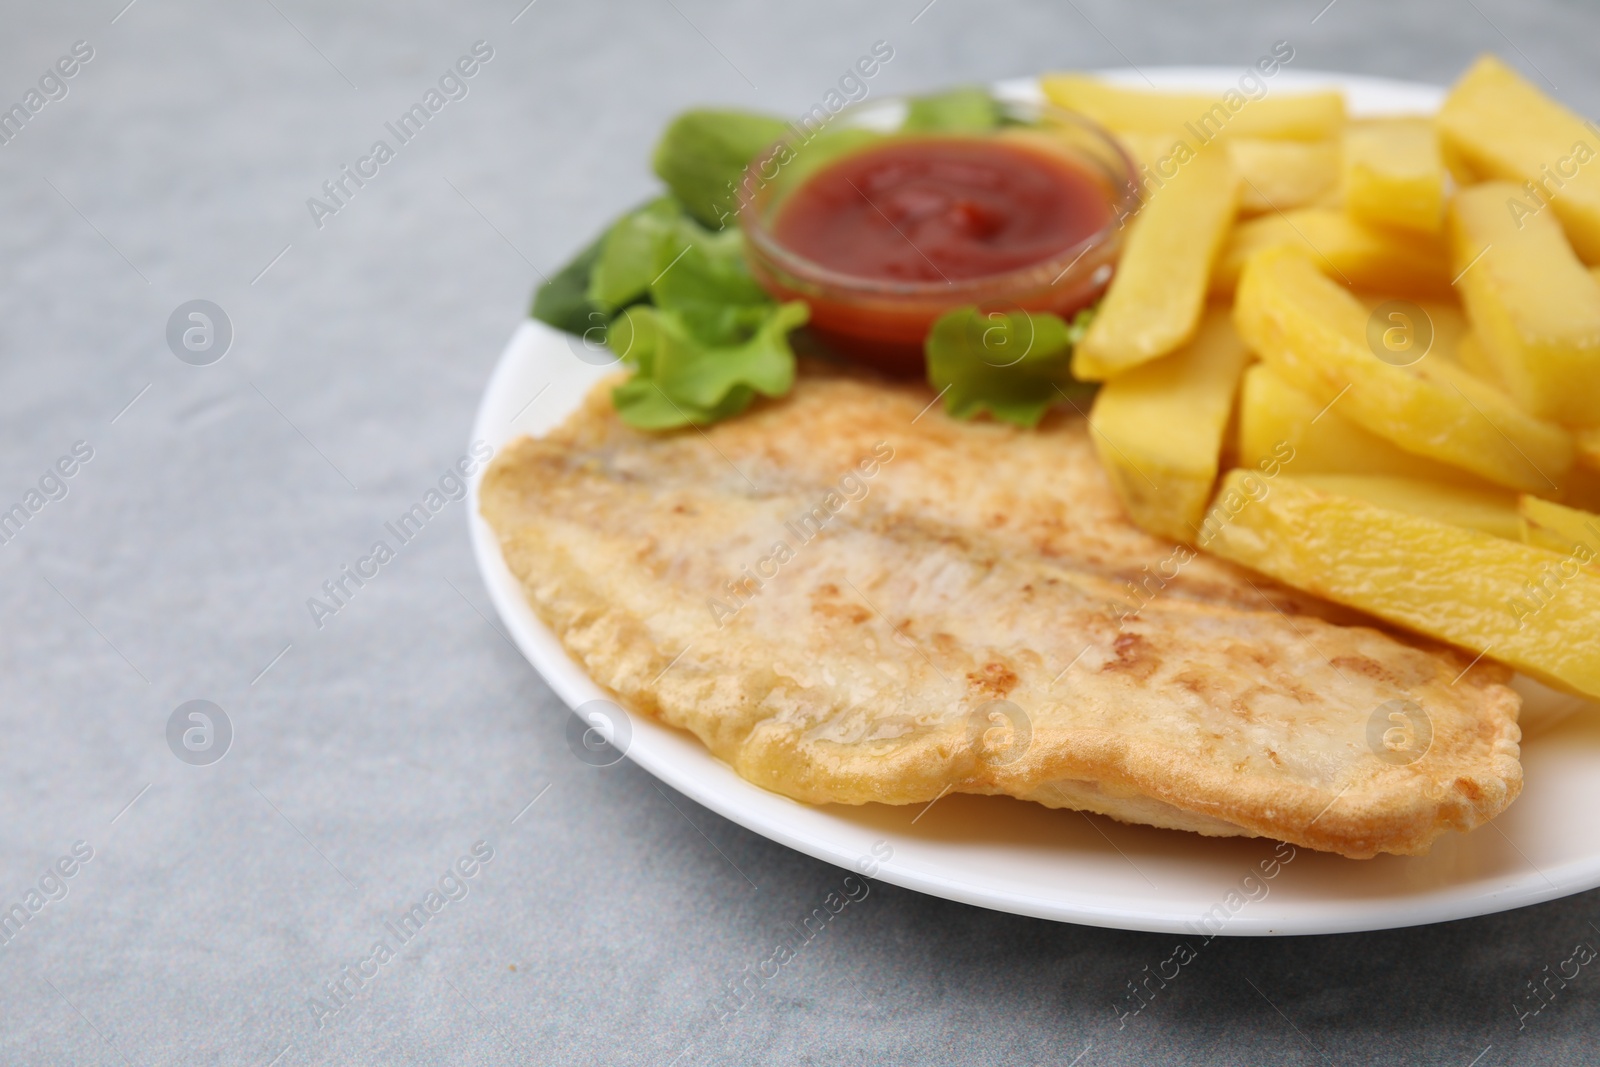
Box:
612 301 808 430
587 198 686 312
529 233 605 334
651 109 790 228
570 186 809 431
926 306 1097 428
538 105 883 430
649 223 770 330
590 197 771 318
902 87 1001 134
612 379 758 431
604 304 661 368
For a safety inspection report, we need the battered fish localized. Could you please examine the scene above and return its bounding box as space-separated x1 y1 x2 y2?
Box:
480 364 1522 858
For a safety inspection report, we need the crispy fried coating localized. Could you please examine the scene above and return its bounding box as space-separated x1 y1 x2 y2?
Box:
481 365 1521 858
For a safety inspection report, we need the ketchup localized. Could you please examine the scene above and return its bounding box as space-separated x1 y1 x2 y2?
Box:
743 131 1128 375
772 136 1115 284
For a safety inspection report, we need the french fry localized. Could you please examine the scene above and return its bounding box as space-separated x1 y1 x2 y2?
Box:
1436 55 1600 264
1041 74 1345 141
1450 182 1600 426
1453 332 1506 388
1354 293 1471 359
1210 209 1453 298
1238 363 1492 487
1234 246 1574 492
1073 148 1238 380
1579 427 1600 469
1230 139 1341 215
1112 130 1177 172
1088 308 1251 542
1200 471 1600 700
1438 129 1484 187
1342 119 1445 232
1565 465 1600 513
1519 494 1600 561
1116 133 1335 217
1294 474 1520 538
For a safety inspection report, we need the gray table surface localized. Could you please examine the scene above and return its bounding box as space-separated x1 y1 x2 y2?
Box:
3 0 1598 1063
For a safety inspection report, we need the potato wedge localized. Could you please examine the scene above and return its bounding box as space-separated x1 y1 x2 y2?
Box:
1211 209 1452 298
1237 363 1489 487
1112 130 1179 172
1579 427 1600 469
1453 332 1505 388
1294 474 1520 538
1040 74 1345 141
1449 182 1600 426
1200 471 1600 699
1113 133 1331 218
1436 55 1600 264
1564 466 1600 513
1230 139 1341 215
1234 246 1574 492
1519 494 1600 560
1354 293 1471 358
1073 148 1238 380
1342 119 1445 233
1089 308 1251 542
1439 137 1480 187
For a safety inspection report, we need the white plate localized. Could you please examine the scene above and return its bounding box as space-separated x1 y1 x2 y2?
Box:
469 69 1600 935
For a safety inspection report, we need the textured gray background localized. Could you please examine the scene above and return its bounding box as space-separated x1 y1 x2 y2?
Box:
2 0 1598 1064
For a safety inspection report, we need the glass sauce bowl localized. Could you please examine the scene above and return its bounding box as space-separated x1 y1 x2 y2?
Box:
739 95 1139 376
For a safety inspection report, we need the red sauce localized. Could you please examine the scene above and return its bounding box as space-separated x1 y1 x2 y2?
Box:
772 136 1115 284
744 133 1129 375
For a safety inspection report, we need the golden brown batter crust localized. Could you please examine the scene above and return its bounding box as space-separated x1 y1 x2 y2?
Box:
481 365 1521 858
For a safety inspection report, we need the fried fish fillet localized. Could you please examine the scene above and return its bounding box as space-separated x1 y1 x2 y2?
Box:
480 364 1522 858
